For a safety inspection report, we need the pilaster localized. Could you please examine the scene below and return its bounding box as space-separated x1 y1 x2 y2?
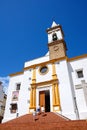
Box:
52 63 60 112
29 67 36 113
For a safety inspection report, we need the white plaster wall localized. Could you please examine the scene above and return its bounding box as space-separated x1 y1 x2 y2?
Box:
24 55 49 68
0 84 4 101
56 60 76 119
3 55 87 122
18 70 32 116
69 58 87 85
75 89 86 111
48 30 63 43
0 84 4 116
3 74 24 122
56 30 63 39
69 57 87 119
36 64 52 83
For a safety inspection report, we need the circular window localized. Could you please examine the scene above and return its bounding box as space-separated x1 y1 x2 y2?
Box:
39 66 48 74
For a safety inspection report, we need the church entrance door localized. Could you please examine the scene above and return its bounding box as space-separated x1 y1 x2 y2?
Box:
39 90 50 112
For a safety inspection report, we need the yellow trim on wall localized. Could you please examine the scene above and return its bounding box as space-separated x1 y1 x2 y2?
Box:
32 67 36 84
52 63 57 80
52 84 56 105
29 106 36 109
30 87 33 107
29 67 36 110
9 71 24 77
67 54 87 62
31 79 58 87
52 83 60 106
29 86 36 110
24 54 87 71
9 54 87 77
51 62 60 111
24 56 67 70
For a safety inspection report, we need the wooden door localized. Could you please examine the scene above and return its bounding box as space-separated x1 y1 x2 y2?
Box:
39 91 45 107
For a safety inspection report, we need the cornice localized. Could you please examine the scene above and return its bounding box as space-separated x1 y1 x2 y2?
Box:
24 56 67 70
31 79 58 87
46 25 64 37
48 39 65 46
67 54 87 62
9 71 24 77
46 25 62 32
9 54 87 77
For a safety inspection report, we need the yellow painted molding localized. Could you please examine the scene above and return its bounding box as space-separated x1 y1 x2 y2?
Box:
52 75 57 80
52 84 55 105
29 106 36 109
52 82 60 110
32 67 36 84
24 54 87 71
52 63 56 74
24 56 67 70
9 54 87 77
55 84 60 105
32 79 36 84
67 54 87 62
48 39 65 47
33 88 36 107
53 104 60 107
31 79 58 87
9 71 24 77
30 67 36 110
31 85 36 89
30 88 33 107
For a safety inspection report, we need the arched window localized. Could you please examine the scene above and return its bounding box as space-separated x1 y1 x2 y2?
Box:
52 33 58 41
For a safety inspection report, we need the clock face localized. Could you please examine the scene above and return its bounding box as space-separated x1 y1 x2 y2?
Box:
54 45 59 51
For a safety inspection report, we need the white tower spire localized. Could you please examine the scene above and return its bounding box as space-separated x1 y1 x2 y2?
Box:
51 21 58 27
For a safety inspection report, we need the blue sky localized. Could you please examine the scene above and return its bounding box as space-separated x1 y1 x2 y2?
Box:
0 0 87 80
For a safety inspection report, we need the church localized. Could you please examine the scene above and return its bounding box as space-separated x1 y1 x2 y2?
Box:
3 21 87 122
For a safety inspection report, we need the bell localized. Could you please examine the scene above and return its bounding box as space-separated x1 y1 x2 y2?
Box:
53 33 58 41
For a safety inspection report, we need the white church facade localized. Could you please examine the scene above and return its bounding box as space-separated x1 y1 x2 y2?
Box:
3 21 87 122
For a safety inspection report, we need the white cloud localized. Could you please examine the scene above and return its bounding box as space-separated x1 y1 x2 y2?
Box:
0 76 9 94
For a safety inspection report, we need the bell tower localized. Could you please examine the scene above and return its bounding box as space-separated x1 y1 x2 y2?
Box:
46 21 67 60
